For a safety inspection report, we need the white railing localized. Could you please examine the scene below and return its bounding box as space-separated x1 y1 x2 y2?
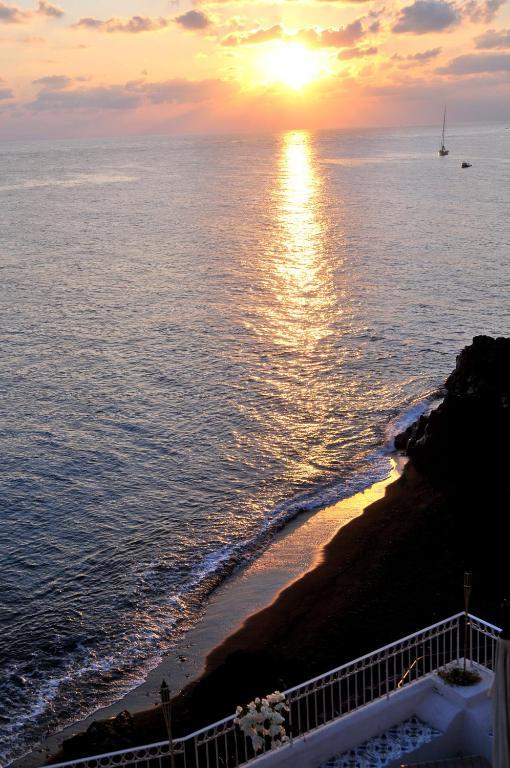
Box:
467 613 501 670
45 613 501 768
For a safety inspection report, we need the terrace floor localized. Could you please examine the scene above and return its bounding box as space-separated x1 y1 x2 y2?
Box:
404 757 491 768
248 664 494 768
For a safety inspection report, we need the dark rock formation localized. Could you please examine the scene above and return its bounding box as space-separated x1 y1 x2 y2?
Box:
62 710 135 757
396 335 510 490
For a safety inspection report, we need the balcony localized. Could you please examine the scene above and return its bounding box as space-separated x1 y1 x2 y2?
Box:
45 613 500 768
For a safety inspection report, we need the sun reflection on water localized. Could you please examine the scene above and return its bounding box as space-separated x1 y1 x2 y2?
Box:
238 130 347 485
270 129 336 351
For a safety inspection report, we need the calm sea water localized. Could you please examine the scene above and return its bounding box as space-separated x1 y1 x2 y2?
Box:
1 125 509 764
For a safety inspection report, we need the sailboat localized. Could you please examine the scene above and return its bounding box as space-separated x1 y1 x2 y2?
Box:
438 107 449 156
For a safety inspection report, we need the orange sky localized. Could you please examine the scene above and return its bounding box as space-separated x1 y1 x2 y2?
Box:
1 0 510 137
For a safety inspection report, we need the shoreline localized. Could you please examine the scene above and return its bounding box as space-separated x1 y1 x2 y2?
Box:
13 338 510 767
61 440 509 763
51 458 445 763
17 460 401 767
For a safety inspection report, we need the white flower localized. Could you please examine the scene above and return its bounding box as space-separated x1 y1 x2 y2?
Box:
235 690 289 752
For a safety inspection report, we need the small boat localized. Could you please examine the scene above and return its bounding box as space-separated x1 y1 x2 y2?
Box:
438 107 449 156
461 162 472 168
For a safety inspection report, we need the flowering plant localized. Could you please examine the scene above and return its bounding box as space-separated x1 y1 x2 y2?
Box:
234 691 289 752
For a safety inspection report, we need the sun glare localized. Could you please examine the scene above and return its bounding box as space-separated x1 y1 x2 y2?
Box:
257 42 325 90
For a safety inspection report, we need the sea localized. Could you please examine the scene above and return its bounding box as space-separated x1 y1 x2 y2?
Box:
1 124 509 765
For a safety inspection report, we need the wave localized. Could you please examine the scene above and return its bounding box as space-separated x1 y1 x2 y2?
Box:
385 389 443 448
138 398 441 607
3 394 439 767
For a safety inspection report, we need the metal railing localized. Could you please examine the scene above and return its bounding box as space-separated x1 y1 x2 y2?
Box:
46 613 501 768
467 613 501 670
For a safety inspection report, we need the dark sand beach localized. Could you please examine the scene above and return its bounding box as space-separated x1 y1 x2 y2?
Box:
53 336 510 763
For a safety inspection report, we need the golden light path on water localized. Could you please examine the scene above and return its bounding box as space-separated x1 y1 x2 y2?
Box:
240 130 348 487
272 130 336 351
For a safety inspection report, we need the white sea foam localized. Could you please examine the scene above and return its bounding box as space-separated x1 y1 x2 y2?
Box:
385 391 443 448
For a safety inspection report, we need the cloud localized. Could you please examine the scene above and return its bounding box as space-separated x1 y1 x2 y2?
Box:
220 33 239 46
0 33 46 44
174 10 211 30
22 34 46 43
321 19 365 46
73 17 102 29
235 24 283 44
134 78 231 103
1 0 62 23
392 46 442 62
475 28 510 48
463 0 505 22
37 1 63 18
0 2 28 23
393 0 460 33
32 74 72 88
437 51 510 72
392 0 501 32
29 85 141 111
108 16 168 34
0 85 13 98
317 0 372 4
74 16 169 33
224 20 366 48
338 45 378 58
408 46 442 59
28 78 233 112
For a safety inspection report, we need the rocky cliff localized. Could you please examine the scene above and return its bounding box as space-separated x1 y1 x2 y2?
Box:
395 335 510 490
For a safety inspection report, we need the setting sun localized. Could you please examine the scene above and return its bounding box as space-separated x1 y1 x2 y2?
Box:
257 42 326 90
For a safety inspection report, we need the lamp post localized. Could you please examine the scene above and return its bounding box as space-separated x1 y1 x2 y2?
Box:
160 680 176 768
463 571 472 672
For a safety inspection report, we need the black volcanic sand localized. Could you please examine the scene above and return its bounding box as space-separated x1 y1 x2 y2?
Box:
54 335 510 762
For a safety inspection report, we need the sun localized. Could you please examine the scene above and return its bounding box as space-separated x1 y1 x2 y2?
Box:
257 41 325 90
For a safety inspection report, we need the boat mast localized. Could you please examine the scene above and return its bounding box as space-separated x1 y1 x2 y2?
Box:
441 106 446 148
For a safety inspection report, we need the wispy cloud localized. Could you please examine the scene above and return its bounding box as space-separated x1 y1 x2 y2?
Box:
137 78 231 103
0 0 62 23
317 0 373 5
30 85 141 110
223 24 283 44
0 2 28 24
321 20 365 46
74 16 169 34
37 1 63 18
0 76 13 98
392 46 442 62
32 74 72 88
28 78 234 111
338 45 378 58
437 51 510 72
221 19 367 48
474 27 510 48
462 0 505 23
